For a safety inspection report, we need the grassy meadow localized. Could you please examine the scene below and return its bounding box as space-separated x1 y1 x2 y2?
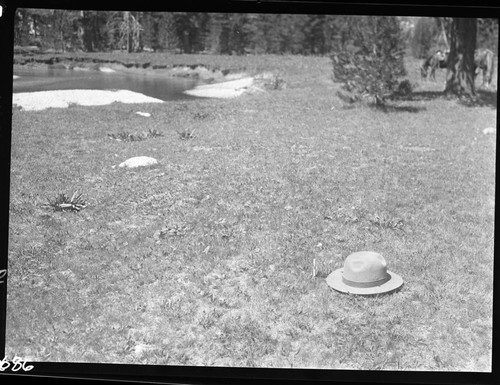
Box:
6 54 496 371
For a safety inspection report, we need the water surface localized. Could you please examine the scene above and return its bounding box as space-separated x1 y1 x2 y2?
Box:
13 67 201 101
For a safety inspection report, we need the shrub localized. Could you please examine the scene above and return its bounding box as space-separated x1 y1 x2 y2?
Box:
394 79 414 97
331 16 407 107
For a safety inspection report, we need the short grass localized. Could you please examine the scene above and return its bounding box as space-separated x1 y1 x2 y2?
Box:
6 54 495 371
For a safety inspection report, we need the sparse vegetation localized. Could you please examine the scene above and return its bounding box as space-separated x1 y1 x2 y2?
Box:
266 72 286 90
193 112 212 120
108 128 164 142
108 131 146 142
147 128 164 138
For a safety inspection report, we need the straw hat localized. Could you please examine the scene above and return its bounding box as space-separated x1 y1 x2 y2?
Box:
326 251 403 295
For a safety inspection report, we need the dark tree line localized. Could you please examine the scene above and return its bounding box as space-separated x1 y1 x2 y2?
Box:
12 10 411 56
14 10 352 54
15 10 497 60
13 10 498 99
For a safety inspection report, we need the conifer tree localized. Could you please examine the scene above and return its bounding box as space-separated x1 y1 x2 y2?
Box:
332 16 406 107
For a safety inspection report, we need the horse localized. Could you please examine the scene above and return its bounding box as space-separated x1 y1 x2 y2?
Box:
420 50 448 81
474 48 495 89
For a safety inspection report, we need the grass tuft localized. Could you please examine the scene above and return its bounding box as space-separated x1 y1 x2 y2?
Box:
43 191 87 212
147 128 164 138
176 128 196 140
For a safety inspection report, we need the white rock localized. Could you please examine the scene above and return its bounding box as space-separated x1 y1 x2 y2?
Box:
483 127 496 135
136 111 151 117
119 156 158 168
99 67 116 73
133 343 153 356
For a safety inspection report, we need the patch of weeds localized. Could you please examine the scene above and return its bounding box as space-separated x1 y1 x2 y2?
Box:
107 129 164 142
154 223 191 239
43 191 87 212
108 131 146 142
269 73 286 90
146 128 164 138
193 111 211 120
176 128 196 140
256 72 286 90
367 214 405 232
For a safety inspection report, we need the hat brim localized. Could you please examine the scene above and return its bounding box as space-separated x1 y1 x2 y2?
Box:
326 268 404 296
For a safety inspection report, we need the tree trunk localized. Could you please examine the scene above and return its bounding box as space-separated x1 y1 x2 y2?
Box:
81 11 94 52
445 18 477 96
124 12 132 53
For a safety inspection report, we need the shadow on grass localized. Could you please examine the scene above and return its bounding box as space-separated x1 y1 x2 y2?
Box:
405 91 447 101
373 104 427 113
342 102 426 113
398 89 497 109
458 89 497 108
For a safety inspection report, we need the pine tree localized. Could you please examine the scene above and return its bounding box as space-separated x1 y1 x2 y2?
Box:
332 16 406 107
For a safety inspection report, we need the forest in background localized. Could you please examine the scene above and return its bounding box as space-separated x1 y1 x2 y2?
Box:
13 10 499 58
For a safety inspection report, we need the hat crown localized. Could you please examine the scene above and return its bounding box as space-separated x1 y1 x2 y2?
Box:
343 251 388 283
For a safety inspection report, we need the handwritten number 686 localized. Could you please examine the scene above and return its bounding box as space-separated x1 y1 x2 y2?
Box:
0 356 34 372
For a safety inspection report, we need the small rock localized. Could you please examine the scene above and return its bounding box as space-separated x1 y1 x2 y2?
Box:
136 111 151 117
483 127 496 135
119 156 158 168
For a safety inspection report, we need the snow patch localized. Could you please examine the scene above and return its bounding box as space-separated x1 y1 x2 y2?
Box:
184 77 254 99
13 89 164 111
